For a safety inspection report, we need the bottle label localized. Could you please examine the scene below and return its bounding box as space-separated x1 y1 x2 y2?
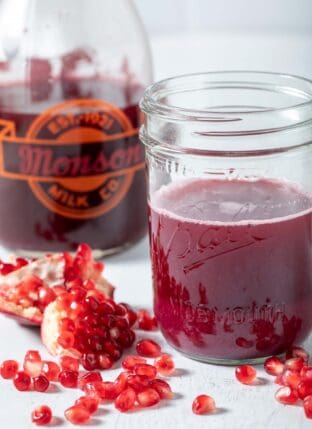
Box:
0 99 144 219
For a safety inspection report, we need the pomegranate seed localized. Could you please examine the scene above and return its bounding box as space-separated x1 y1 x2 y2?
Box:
264 357 284 376
274 374 285 385
127 375 150 392
192 395 216 415
14 371 31 391
78 371 103 390
275 386 299 404
137 309 158 331
115 387 137 412
135 363 157 380
122 355 147 370
59 318 75 332
154 354 175 376
23 351 42 377
149 379 174 399
31 405 53 426
41 361 60 382
298 380 312 399
75 396 100 414
286 346 309 363
97 354 113 370
33 375 50 392
86 381 119 400
0 360 19 379
60 356 80 372
25 350 41 361
65 405 91 425
136 339 161 358
58 370 79 388
57 331 75 349
281 369 301 388
301 366 312 381
38 286 56 309
80 353 98 371
137 388 160 408
115 372 129 392
235 365 257 384
285 357 305 372
304 395 312 419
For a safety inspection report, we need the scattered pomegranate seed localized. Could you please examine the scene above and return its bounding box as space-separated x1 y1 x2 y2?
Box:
60 356 80 372
136 339 161 358
31 405 53 426
149 379 174 399
304 395 312 419
301 366 312 381
115 387 137 412
275 386 299 405
135 363 157 380
78 371 103 390
137 387 160 408
137 309 158 331
58 370 79 388
41 361 60 382
89 381 120 400
154 354 175 376
264 357 284 376
23 350 42 377
122 355 147 370
0 360 19 379
115 372 129 392
75 396 100 415
65 405 91 425
298 380 312 400
285 357 305 372
235 365 257 385
127 374 150 392
281 369 301 389
192 395 216 415
33 375 50 392
14 371 31 391
286 346 309 363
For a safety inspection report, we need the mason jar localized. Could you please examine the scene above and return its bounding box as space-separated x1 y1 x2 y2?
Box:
140 71 312 364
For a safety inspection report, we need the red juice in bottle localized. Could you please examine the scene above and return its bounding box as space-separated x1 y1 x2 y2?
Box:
149 178 312 361
0 74 146 254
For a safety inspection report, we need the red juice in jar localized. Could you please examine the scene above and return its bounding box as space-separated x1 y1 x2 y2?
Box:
149 178 312 362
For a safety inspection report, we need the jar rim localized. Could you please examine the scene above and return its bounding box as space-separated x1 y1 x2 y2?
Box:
140 71 312 154
141 71 312 123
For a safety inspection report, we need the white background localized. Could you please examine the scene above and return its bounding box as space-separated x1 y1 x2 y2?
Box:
134 0 312 80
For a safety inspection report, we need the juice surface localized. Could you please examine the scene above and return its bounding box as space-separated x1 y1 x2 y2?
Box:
149 178 312 360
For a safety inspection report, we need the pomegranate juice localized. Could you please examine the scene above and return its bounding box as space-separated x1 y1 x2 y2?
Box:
0 72 146 253
149 179 312 361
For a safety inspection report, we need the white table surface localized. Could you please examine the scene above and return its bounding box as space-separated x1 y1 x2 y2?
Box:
0 32 311 429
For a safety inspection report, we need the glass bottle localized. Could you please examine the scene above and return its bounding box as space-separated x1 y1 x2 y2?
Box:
0 0 152 256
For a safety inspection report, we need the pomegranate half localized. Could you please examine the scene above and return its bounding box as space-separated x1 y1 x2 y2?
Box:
0 244 114 326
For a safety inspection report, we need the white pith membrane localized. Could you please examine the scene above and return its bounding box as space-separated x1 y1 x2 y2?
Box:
41 301 80 357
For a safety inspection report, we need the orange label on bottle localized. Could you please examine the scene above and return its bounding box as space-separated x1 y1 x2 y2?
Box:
0 99 145 219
